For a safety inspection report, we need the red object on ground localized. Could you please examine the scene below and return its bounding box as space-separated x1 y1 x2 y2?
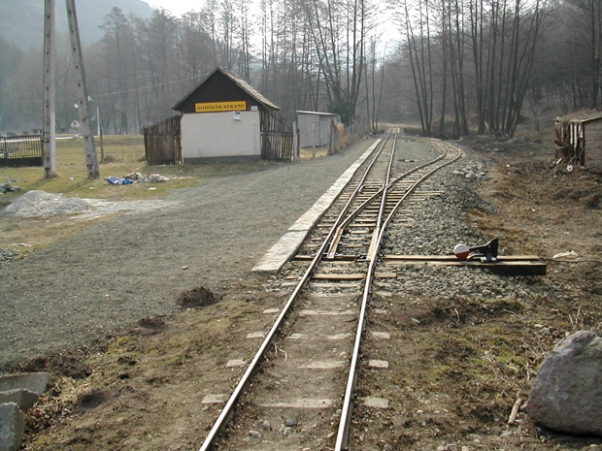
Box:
454 243 470 260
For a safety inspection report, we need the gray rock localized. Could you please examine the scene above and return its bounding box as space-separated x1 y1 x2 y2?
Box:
0 402 25 451
285 417 298 427
0 389 39 411
525 330 602 435
257 419 271 430
0 372 48 395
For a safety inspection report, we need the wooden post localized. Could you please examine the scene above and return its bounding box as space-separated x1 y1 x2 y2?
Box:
329 120 335 155
312 125 316 159
94 104 104 163
66 0 99 178
292 121 298 161
43 0 56 178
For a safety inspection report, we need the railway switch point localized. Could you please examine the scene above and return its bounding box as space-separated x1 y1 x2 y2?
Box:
469 237 499 263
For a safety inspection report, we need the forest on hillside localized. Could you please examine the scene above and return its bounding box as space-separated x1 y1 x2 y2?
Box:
0 0 598 137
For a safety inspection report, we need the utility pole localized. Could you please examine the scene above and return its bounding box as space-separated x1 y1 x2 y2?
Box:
66 0 100 178
43 0 56 178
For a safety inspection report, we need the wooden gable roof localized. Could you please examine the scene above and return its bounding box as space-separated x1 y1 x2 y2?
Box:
173 67 279 114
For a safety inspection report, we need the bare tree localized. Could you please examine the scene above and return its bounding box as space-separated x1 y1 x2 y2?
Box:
305 0 372 124
398 0 436 135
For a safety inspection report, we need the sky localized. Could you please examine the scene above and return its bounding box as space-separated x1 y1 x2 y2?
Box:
143 0 400 51
144 0 221 17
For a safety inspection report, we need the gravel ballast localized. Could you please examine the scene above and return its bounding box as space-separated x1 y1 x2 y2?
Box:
268 141 558 303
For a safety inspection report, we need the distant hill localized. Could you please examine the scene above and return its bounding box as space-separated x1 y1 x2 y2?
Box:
0 0 154 49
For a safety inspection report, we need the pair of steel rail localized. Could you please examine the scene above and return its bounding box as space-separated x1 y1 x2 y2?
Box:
199 135 462 451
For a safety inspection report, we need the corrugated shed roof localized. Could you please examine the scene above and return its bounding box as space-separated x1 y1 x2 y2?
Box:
556 111 602 124
297 110 340 117
173 67 279 111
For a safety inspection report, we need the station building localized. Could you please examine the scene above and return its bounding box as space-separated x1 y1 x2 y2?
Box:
172 67 286 163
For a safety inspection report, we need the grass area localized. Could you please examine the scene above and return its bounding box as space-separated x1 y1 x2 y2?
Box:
0 135 275 202
299 146 329 160
0 135 277 253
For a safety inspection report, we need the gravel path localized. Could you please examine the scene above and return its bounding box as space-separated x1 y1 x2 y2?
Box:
0 140 374 370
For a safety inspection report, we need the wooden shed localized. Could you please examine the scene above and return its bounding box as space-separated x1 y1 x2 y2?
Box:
555 114 602 170
172 67 293 163
296 111 341 148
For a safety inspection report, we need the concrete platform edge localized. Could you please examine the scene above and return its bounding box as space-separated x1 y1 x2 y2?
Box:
252 139 381 273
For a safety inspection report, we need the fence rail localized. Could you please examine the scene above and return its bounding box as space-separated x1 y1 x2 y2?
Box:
0 134 44 167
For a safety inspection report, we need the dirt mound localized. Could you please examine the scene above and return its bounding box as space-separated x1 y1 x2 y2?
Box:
128 316 168 336
176 286 218 309
22 355 92 380
75 389 108 411
4 190 93 217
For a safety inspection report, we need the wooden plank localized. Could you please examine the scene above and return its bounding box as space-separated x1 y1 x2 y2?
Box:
375 272 397 279
312 273 366 280
385 260 546 276
381 255 541 262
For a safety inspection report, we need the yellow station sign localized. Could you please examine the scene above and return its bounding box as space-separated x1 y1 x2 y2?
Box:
195 101 247 113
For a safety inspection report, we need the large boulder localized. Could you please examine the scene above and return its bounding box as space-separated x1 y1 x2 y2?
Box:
525 330 602 435
0 372 48 395
0 402 25 451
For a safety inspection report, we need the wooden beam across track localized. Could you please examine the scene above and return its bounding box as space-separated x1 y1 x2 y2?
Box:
295 254 546 276
382 255 546 276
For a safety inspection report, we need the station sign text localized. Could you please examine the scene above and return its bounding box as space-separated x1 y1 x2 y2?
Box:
195 101 247 113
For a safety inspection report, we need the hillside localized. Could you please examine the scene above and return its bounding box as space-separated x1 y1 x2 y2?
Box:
0 0 154 49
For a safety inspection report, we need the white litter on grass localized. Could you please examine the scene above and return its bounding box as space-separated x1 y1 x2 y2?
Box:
2 190 172 219
553 250 580 260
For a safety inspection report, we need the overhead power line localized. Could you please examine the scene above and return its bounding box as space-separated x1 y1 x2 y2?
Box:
0 74 202 106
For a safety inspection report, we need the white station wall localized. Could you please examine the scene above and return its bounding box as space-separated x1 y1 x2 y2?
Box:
181 110 261 161
584 121 602 169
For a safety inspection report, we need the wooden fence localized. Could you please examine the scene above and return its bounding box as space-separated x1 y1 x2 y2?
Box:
260 110 294 161
0 134 43 167
261 130 294 161
143 116 182 165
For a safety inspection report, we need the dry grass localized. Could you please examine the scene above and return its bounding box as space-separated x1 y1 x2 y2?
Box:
299 146 329 160
0 135 275 203
0 135 275 255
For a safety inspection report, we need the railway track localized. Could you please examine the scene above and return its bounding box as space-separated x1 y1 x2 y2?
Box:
198 134 464 451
